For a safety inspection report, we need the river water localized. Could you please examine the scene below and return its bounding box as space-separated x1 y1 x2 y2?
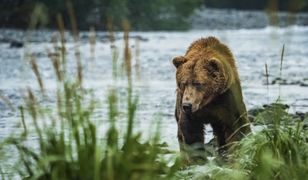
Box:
1 26 308 151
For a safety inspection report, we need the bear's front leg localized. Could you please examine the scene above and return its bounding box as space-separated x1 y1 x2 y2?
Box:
211 122 228 157
178 112 206 163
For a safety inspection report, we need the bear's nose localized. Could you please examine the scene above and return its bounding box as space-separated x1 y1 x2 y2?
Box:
182 103 192 113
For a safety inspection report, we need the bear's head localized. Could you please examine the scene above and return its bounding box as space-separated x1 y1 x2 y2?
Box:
173 37 235 114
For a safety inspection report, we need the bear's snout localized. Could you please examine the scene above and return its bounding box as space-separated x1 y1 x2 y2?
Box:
182 103 192 114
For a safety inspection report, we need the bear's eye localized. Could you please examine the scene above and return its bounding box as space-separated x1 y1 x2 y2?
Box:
211 72 217 78
192 82 203 89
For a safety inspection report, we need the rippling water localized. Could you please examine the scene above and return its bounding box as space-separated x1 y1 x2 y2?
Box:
1 26 308 149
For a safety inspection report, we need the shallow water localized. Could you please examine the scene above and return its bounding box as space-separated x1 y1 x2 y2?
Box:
1 26 308 150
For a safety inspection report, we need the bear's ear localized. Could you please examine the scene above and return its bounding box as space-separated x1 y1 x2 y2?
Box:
172 56 187 68
205 59 222 79
207 59 220 72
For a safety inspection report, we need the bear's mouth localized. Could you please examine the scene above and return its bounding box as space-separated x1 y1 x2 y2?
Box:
183 104 199 115
182 103 193 115
181 101 201 114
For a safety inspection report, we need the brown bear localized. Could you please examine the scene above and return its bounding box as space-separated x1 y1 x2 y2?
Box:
173 37 251 161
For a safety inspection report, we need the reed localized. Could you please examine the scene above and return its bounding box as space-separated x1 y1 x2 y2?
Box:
0 16 180 179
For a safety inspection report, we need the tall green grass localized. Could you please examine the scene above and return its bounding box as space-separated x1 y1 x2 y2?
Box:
0 23 180 179
194 104 308 180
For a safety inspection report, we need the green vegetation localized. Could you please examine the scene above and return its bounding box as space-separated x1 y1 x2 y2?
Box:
0 0 202 30
194 104 308 179
0 15 308 180
0 23 182 179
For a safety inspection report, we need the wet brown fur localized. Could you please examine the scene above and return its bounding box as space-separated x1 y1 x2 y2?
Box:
173 37 251 160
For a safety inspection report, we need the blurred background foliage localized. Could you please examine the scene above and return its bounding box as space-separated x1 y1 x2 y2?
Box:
0 0 202 30
204 0 308 12
0 0 307 30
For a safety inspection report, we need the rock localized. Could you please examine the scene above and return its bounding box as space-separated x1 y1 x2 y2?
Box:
266 77 308 86
131 35 149 42
263 103 289 110
10 41 23 48
295 112 308 121
300 82 308 87
0 36 23 48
